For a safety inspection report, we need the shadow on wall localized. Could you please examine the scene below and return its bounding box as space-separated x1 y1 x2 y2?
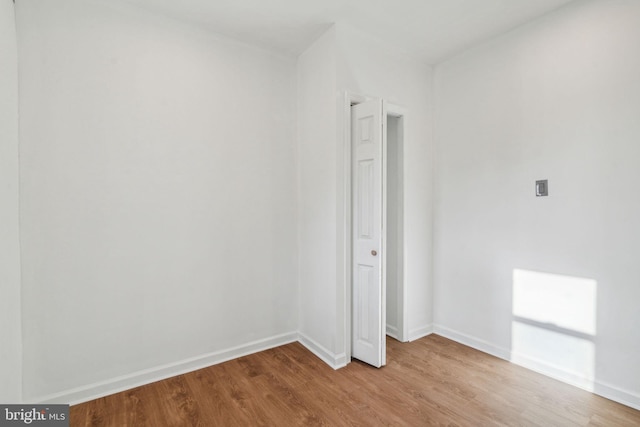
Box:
511 269 597 391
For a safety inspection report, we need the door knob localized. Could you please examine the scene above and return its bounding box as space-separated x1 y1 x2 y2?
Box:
371 250 377 256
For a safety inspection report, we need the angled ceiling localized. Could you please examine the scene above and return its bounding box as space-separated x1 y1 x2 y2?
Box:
120 0 576 63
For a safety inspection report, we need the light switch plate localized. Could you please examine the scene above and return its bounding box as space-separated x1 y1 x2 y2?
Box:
536 180 548 197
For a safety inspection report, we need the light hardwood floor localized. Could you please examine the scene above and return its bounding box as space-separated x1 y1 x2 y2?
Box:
71 335 640 426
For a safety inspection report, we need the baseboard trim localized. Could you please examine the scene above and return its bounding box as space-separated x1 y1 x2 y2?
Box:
433 324 640 411
31 332 298 406
386 324 400 341
594 380 640 411
298 333 347 369
33 325 638 411
433 324 511 360
408 323 433 341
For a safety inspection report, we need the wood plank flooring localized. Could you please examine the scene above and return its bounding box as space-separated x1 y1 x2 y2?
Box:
71 335 640 426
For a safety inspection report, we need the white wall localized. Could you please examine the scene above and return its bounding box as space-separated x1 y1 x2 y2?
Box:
385 116 401 338
296 27 343 366
336 24 434 343
17 0 298 402
0 0 22 403
434 0 640 409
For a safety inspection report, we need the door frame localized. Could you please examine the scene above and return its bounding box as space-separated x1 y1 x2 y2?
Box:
343 91 408 363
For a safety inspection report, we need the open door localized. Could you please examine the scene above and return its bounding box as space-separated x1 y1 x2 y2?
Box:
351 99 386 368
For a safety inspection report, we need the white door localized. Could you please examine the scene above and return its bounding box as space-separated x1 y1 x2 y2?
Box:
351 99 386 367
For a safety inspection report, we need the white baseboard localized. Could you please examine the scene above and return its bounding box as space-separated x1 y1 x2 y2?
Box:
298 332 347 369
433 324 511 360
433 324 640 411
386 324 400 340
594 380 640 411
33 324 638 411
408 323 433 341
32 332 298 406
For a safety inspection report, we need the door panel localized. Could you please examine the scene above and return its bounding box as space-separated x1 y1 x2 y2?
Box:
357 159 374 238
351 99 385 368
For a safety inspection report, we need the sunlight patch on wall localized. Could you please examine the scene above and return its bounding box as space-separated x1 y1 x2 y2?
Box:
511 269 597 391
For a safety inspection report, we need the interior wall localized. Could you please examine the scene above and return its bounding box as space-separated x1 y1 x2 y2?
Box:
0 0 22 403
336 23 434 343
385 116 401 339
17 0 298 402
296 27 343 366
434 0 640 408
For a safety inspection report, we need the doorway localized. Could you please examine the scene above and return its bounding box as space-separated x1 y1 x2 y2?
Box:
347 94 406 368
385 114 404 343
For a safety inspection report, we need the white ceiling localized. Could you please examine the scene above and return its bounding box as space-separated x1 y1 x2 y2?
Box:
120 0 576 63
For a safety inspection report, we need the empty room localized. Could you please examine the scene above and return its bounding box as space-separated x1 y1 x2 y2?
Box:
1 0 640 425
